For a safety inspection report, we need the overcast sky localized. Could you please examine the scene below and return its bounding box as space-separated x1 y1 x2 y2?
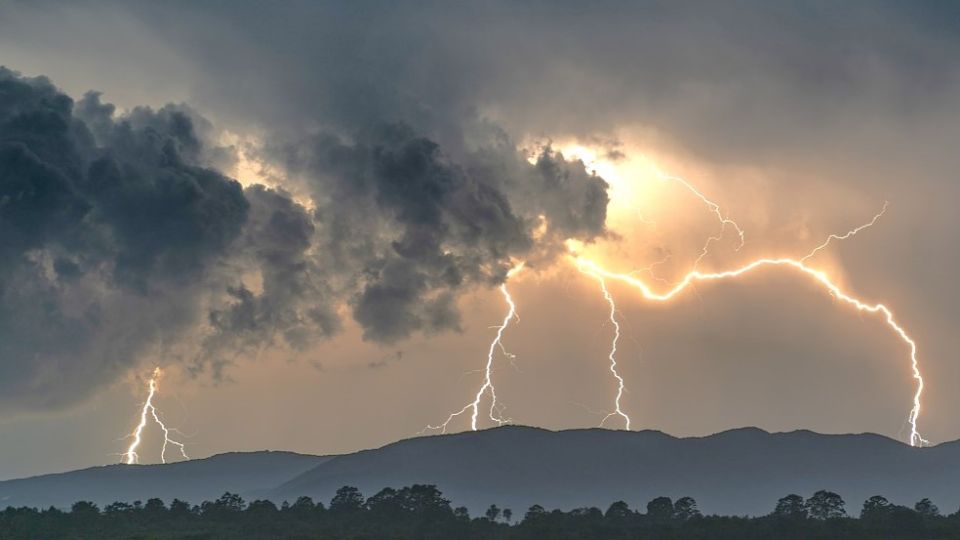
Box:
2 0 960 480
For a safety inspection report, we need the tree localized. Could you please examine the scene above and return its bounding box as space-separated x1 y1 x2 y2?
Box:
399 484 451 516
71 501 99 515
70 501 100 529
646 496 674 521
806 490 845 520
144 498 166 513
915 498 940 518
485 504 501 522
861 495 891 519
524 504 546 522
773 494 807 519
330 486 364 513
674 497 702 520
365 487 400 515
201 492 246 518
169 499 191 516
215 492 245 512
289 496 315 514
503 508 513 523
246 499 279 519
453 506 470 521
104 502 132 516
605 501 631 520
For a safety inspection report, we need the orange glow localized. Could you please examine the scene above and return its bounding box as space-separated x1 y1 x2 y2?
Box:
573 253 927 447
558 140 925 446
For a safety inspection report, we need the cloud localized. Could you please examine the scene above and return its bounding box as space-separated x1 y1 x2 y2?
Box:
0 68 250 409
272 122 607 343
0 63 609 411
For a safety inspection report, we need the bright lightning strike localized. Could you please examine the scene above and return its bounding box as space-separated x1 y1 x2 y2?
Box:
424 266 522 434
579 271 630 430
652 168 746 267
800 201 889 263
121 367 189 464
574 254 928 447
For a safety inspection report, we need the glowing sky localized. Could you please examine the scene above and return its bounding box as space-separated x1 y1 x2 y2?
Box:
2 1 960 479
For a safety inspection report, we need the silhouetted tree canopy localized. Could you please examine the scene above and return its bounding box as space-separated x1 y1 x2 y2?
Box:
862 495 891 519
485 504 501 522
916 498 940 518
646 496 674 522
329 486 364 514
773 493 807 520
674 496 702 520
5 486 960 539
806 490 846 520
605 500 631 520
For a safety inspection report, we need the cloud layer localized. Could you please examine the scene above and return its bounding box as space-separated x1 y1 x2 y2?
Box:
0 66 608 412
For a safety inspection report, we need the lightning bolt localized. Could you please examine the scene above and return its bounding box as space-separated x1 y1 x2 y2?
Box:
121 367 189 464
653 168 746 268
629 253 673 287
581 273 630 430
574 253 927 447
424 266 522 434
800 201 889 263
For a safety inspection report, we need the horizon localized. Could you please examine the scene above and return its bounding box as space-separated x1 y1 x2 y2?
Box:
1 423 938 482
5 422 960 522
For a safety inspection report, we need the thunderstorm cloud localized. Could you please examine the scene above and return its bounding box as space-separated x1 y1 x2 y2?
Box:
0 63 608 412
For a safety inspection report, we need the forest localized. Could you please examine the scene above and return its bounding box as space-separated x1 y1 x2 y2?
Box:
1 484 956 539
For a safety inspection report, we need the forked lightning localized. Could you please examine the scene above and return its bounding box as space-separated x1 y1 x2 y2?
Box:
121 367 189 464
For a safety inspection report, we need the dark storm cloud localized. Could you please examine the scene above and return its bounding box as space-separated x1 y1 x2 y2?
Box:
0 50 610 407
274 123 607 342
0 69 357 403
206 184 339 355
0 68 249 409
74 0 956 174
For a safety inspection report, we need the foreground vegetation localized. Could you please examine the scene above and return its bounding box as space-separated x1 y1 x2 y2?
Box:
1 485 958 539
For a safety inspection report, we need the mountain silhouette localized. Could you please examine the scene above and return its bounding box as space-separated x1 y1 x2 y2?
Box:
3 426 958 515
0 451 328 510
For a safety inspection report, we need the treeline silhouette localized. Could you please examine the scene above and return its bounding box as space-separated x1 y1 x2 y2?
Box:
2 485 958 539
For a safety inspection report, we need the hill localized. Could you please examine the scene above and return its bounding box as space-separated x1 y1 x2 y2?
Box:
274 426 959 516
0 451 329 509
4 426 960 516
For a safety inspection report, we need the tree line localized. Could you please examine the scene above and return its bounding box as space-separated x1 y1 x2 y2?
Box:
1 485 958 539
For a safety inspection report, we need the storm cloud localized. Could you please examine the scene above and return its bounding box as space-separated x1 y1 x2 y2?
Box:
0 64 608 411
0 69 241 408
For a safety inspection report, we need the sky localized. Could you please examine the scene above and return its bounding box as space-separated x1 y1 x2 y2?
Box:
2 0 960 480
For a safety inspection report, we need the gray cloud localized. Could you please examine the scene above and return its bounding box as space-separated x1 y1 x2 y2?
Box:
0 68 249 409
0 56 609 409
273 122 607 342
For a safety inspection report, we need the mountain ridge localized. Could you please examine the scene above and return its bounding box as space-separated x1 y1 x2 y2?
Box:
0 450 331 510
2 426 954 516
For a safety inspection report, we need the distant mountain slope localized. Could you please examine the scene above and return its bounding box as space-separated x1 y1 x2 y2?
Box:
0 451 329 509
273 426 960 516
5 427 960 516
